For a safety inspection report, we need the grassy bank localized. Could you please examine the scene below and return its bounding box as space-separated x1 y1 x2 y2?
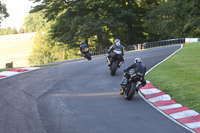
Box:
0 33 35 68
0 64 58 72
146 42 200 113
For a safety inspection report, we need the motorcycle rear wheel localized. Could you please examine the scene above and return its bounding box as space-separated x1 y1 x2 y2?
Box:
125 82 136 100
85 52 92 60
111 62 118 76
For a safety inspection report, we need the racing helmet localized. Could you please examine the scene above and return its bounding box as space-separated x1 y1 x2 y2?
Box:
134 58 142 63
115 39 120 46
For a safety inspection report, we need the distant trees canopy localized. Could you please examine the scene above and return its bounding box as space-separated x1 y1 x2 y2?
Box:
146 0 200 40
29 0 200 49
0 1 9 26
0 12 48 35
30 0 147 50
29 32 82 65
23 12 49 32
28 0 200 65
0 27 18 35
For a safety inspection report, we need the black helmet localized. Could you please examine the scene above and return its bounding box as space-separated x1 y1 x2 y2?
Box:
134 58 142 63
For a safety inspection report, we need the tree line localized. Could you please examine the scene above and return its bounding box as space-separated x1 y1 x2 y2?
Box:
27 0 199 65
1 0 199 65
0 12 48 35
29 0 199 46
0 1 9 26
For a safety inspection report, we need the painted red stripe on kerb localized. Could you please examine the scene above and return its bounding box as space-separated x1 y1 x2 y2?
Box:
8 69 28 72
194 128 200 133
140 83 156 90
0 76 6 78
145 92 166 99
177 115 200 124
153 100 177 106
163 106 190 114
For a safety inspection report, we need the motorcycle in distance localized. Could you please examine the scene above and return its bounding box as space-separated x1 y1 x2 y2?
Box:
120 70 142 100
109 49 123 76
82 48 92 60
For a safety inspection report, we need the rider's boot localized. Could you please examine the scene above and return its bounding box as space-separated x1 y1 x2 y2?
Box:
120 88 124 95
136 84 143 93
118 61 125 67
121 77 127 87
107 57 111 66
82 52 86 58
120 77 127 95
118 58 125 67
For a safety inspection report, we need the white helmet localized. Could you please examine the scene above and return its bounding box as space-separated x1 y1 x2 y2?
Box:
134 58 142 63
115 39 120 46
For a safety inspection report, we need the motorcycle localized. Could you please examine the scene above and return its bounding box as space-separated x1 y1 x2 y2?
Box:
109 49 123 76
120 70 143 100
82 47 92 60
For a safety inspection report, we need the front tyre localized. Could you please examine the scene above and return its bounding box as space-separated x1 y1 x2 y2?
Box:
125 82 136 100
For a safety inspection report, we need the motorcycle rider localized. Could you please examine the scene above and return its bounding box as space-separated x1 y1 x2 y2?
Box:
106 39 125 67
80 41 90 57
120 58 146 94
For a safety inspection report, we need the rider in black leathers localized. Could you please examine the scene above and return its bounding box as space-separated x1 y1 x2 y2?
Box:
121 58 147 93
107 39 125 66
80 41 89 57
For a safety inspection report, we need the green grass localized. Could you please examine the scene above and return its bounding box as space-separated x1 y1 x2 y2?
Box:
146 42 200 113
0 67 20 72
0 64 58 72
0 33 35 68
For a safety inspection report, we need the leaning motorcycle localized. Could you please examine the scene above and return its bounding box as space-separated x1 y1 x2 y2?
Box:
120 70 143 100
109 49 123 76
82 48 92 60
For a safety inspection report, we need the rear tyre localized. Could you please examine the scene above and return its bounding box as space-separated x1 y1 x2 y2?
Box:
85 52 92 60
111 62 118 76
125 83 136 100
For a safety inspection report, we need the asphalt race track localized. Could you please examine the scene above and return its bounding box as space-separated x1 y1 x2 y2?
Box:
0 45 191 133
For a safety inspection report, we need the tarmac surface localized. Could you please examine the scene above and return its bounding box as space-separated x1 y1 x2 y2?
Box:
0 45 192 133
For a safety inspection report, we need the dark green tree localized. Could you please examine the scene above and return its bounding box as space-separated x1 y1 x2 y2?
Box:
30 0 148 51
145 0 200 40
0 1 9 26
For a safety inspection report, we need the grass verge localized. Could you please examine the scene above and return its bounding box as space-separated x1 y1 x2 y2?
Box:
0 67 21 72
0 64 58 72
146 42 200 113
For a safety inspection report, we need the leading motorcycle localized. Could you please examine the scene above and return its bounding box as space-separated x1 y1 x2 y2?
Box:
82 48 92 60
